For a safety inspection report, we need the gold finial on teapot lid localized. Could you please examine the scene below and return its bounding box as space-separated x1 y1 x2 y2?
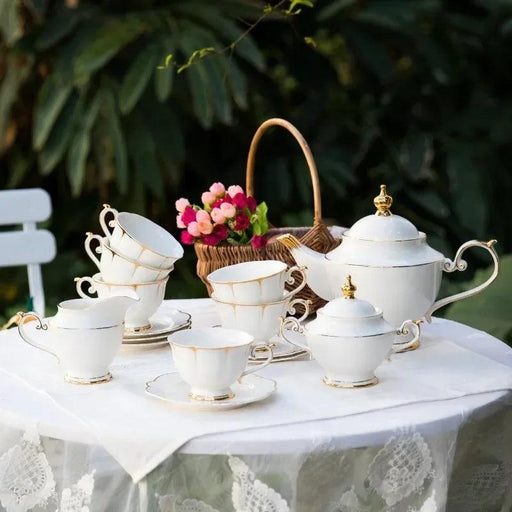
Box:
342 275 357 299
374 184 393 216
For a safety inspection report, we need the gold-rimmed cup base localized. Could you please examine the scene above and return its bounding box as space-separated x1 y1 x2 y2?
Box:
65 372 112 385
124 323 152 333
393 340 420 353
188 391 235 401
323 375 378 388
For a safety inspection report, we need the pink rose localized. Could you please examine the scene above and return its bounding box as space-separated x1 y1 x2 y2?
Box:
175 197 190 213
209 182 225 197
196 209 211 224
227 185 244 197
251 235 267 249
201 191 217 205
220 202 236 219
197 219 214 235
181 231 195 245
234 212 250 231
187 221 201 237
232 192 248 209
211 207 226 224
247 196 257 212
181 206 197 226
176 214 185 229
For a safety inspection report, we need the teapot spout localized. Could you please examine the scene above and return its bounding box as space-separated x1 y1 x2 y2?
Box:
277 234 334 301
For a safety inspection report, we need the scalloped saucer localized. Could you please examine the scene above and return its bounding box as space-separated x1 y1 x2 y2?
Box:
145 373 276 411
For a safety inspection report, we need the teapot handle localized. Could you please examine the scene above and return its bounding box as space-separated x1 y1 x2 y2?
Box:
74 276 98 299
99 204 118 238
84 232 103 271
17 312 59 362
424 239 499 322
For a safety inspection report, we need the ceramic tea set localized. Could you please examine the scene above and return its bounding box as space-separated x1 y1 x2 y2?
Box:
15 185 500 409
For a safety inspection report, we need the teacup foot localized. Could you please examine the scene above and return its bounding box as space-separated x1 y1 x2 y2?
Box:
65 372 112 385
323 376 378 388
124 323 152 333
393 340 420 353
189 391 234 401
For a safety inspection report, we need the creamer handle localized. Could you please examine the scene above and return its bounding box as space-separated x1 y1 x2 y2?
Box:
424 239 499 322
17 312 59 362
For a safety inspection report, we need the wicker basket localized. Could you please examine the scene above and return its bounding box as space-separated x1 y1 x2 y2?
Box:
195 118 340 313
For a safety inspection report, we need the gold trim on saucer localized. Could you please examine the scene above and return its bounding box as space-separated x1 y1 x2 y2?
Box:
189 391 235 401
323 376 378 388
65 372 112 385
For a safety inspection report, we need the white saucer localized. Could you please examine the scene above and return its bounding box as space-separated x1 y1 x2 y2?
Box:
123 310 191 343
145 373 276 411
250 329 309 362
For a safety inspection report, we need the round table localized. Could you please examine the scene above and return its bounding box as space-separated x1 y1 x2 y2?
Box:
0 299 511 512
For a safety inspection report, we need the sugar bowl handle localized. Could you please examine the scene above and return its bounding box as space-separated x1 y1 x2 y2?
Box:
99 204 119 238
424 239 500 322
17 312 59 362
241 343 274 378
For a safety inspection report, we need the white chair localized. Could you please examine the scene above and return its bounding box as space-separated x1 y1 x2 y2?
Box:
0 188 56 315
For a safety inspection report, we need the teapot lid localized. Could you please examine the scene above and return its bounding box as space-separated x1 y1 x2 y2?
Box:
319 276 379 318
345 185 420 242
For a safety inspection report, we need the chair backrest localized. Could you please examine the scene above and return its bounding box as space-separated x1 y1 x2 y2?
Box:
0 189 56 315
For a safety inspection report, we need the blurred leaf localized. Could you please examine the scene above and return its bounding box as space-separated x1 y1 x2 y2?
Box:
400 133 433 179
155 66 174 103
66 92 101 197
33 74 73 150
38 92 81 175
74 17 145 79
445 254 512 343
407 190 450 219
318 0 356 20
119 44 159 115
0 0 21 45
224 58 248 109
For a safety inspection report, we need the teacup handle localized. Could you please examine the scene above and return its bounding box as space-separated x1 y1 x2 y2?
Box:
99 204 119 238
423 239 499 322
84 232 104 271
74 276 98 298
287 298 311 323
393 319 421 353
283 265 308 300
241 343 274 378
17 312 59 362
278 316 312 357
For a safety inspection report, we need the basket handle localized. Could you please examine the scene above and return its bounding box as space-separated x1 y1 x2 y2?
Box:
245 118 322 226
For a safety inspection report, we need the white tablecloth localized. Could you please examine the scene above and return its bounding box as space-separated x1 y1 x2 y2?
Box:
0 299 511 512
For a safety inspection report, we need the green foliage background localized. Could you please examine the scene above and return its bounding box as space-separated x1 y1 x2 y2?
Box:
1 0 511 343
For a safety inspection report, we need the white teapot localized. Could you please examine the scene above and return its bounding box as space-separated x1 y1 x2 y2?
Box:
279 276 419 387
278 185 499 336
17 296 137 384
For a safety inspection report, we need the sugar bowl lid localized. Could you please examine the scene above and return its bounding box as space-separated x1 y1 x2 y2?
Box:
307 276 394 337
344 185 420 242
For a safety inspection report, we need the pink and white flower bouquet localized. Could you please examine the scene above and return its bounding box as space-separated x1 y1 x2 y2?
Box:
175 183 269 248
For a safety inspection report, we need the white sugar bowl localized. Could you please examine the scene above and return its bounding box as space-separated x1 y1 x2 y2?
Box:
280 276 419 388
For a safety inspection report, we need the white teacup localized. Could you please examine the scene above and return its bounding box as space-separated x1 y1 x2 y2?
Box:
100 205 183 269
211 294 310 341
207 260 307 304
17 311 123 384
75 273 167 331
85 232 172 284
169 327 273 400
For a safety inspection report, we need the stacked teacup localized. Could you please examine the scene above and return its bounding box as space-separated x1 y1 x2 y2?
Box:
75 205 183 333
207 261 309 347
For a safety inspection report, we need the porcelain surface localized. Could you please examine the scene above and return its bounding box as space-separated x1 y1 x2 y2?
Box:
169 327 273 400
278 185 500 329
145 373 276 411
75 273 168 330
100 204 183 269
207 260 306 305
123 310 191 340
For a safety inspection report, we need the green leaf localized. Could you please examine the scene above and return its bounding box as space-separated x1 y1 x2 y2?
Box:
74 17 145 80
445 254 512 343
253 202 269 235
102 86 128 194
224 58 247 109
38 92 81 175
0 0 22 45
318 0 356 20
66 92 101 197
155 66 174 103
33 74 73 150
202 56 232 124
119 45 159 115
